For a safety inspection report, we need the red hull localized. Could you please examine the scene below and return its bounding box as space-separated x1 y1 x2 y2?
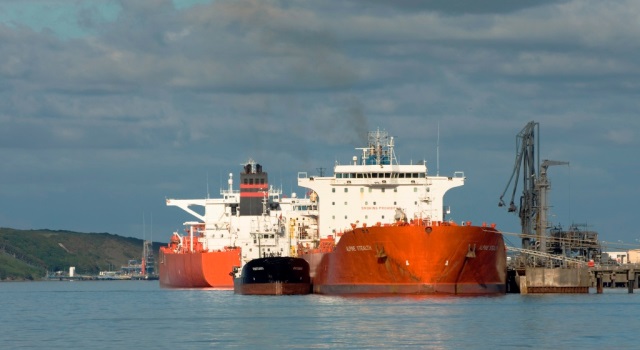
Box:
158 248 241 288
303 223 506 295
233 281 311 295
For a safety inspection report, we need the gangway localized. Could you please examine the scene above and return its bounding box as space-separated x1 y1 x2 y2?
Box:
506 246 587 267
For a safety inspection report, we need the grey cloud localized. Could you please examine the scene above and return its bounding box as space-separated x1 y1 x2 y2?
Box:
0 0 638 242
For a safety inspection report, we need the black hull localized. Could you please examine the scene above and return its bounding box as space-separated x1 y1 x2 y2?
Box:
234 257 311 295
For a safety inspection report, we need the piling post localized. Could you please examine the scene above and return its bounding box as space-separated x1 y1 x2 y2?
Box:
628 269 635 294
519 276 528 294
596 272 603 294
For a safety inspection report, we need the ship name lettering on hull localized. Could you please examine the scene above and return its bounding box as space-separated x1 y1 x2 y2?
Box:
345 245 373 252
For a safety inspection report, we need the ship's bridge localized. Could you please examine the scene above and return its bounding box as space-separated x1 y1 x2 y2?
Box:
333 164 427 186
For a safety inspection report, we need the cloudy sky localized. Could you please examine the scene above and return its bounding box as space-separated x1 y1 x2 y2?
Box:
1 0 638 249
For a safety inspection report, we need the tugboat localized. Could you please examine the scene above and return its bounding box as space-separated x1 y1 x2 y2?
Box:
233 256 311 295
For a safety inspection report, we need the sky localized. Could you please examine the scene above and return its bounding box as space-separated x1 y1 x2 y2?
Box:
1 0 638 250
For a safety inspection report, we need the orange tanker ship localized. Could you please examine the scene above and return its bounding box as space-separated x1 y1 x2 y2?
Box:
159 130 506 294
159 161 314 288
296 129 506 295
159 226 241 288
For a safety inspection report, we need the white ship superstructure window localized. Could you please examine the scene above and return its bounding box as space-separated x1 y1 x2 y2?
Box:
336 171 425 178
344 188 348 193
332 188 336 193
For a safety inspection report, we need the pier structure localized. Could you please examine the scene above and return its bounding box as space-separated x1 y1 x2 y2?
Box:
591 265 638 293
499 121 608 294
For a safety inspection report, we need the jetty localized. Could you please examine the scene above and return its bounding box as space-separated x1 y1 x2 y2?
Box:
498 121 638 294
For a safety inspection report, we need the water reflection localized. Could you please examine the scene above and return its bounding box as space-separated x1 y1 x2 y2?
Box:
2 282 639 349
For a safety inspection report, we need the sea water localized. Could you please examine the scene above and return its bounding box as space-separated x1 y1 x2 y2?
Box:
1 281 637 349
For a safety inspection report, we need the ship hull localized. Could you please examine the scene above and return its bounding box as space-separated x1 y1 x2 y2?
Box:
158 248 241 288
234 282 312 295
303 223 506 295
234 257 311 295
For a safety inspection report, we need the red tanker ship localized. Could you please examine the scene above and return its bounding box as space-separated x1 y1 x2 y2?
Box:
296 129 506 295
159 161 313 288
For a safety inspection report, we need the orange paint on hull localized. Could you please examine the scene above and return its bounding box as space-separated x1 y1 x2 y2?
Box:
303 223 506 295
158 248 241 288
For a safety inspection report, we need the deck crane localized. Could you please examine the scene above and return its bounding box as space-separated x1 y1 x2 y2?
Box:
499 122 569 263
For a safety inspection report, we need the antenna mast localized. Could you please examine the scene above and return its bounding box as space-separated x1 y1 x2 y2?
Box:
437 123 440 176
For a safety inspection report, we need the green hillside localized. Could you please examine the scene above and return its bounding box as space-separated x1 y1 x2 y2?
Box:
0 227 163 281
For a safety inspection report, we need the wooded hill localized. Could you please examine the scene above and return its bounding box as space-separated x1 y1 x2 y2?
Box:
0 227 162 281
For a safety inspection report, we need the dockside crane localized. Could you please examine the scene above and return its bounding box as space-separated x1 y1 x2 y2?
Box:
499 121 569 266
499 121 539 251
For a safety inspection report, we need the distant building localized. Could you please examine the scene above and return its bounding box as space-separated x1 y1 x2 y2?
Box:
628 249 640 264
603 251 629 265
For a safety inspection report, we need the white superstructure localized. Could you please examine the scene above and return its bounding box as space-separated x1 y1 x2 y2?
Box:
298 129 465 243
166 160 317 266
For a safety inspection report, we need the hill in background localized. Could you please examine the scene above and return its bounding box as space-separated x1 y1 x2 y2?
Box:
0 227 163 281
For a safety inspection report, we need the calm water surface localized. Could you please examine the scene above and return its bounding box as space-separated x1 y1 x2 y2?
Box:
1 281 637 349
